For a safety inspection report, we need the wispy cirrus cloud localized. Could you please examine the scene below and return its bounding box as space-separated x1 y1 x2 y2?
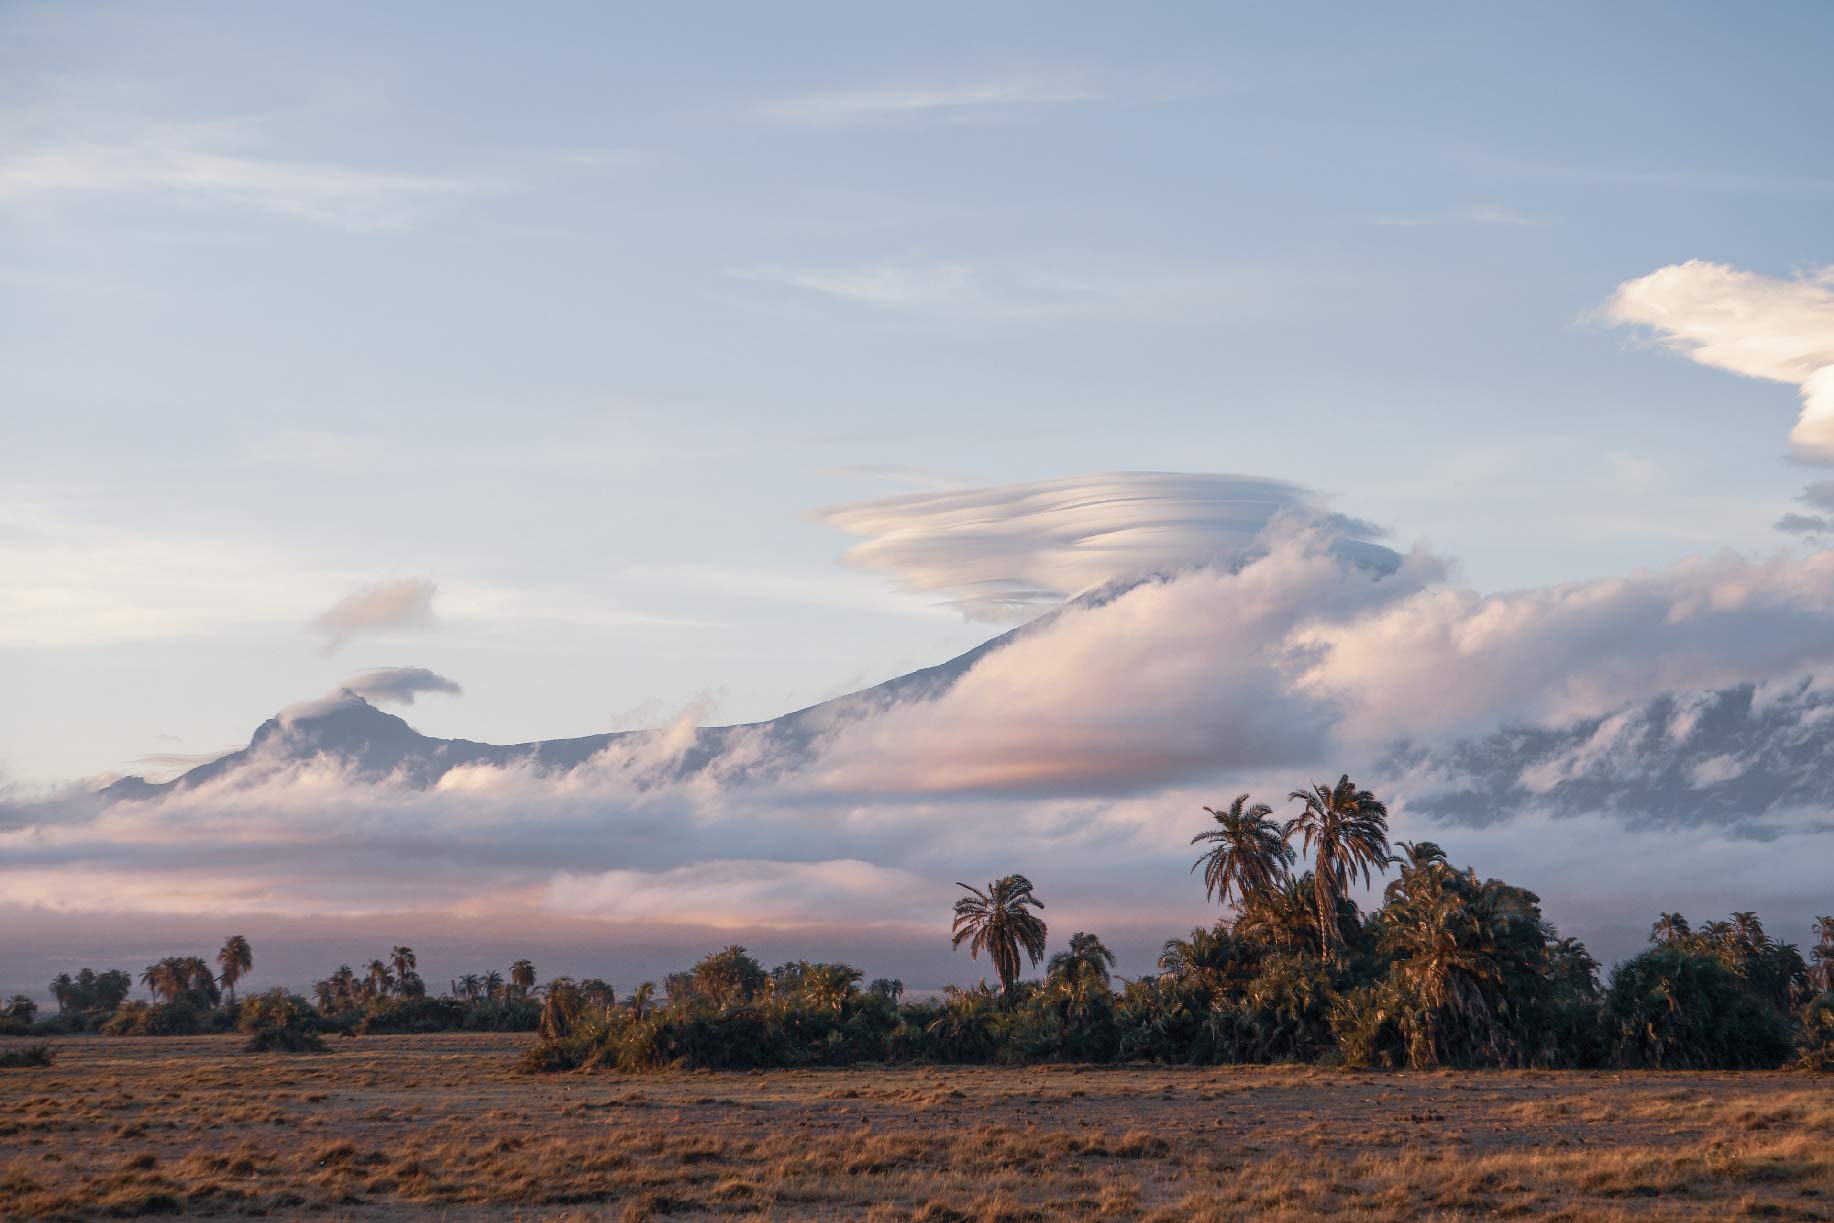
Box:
1600 260 1834 461
0 114 495 231
1367 204 1557 228
732 255 1272 324
751 76 1097 127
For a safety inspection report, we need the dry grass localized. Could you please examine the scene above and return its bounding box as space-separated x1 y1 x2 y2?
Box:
0 1034 1830 1221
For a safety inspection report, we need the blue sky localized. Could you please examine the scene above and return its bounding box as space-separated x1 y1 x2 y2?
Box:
7 4 1834 993
9 3 1831 784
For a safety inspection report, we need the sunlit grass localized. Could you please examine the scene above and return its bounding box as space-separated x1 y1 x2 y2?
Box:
1 1033 1829 1221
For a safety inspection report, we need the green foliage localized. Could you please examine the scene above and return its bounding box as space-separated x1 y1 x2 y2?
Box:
1796 992 1834 1072
101 1000 228 1036
355 996 470 1034
1335 851 1602 1069
1603 946 1796 1069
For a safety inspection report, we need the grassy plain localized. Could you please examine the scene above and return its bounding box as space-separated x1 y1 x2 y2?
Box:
2 1033 1831 1221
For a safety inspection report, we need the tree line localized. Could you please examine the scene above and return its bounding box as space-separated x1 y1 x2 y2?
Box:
7 774 1832 1070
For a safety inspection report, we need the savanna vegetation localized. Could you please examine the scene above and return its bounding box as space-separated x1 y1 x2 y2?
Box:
521 776 1833 1074
14 777 1834 1075
2 1032 1831 1223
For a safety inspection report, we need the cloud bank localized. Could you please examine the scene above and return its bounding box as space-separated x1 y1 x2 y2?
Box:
10 471 1834 990
1602 260 1834 461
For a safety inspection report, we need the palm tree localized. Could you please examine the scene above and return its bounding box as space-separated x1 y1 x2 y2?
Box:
538 978 580 1040
509 960 536 1000
951 875 1049 1005
365 959 394 1000
1651 912 1693 946
1285 774 1392 955
799 964 864 1015
483 970 505 1000
1190 795 1294 910
1047 932 1117 991
457 973 482 1002
140 962 173 1003
217 935 253 1006
390 946 417 988
1159 925 1236 985
628 981 657 1021
1812 916 1834 994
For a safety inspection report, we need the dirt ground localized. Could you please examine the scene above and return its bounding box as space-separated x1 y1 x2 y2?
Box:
2 1033 1831 1221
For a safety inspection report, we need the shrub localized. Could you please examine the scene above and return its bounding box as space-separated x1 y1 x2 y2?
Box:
0 1043 54 1068
102 1000 209 1036
1797 992 1834 1072
238 989 326 1053
355 996 468 1034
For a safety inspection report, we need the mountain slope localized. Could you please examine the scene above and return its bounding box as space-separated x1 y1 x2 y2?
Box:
99 594 1044 799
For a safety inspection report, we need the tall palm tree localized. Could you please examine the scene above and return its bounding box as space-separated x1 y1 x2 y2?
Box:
217 935 253 1006
509 960 536 1000
390 946 417 988
1285 774 1392 955
483 970 505 1000
365 959 394 1000
457 973 482 1002
951 875 1049 1005
1190 795 1294 910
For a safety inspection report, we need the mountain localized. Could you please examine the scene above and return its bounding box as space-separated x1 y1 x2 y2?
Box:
1391 680 1834 835
98 596 1039 800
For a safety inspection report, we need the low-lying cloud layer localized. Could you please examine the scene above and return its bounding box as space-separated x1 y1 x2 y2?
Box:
9 477 1834 989
1602 260 1834 461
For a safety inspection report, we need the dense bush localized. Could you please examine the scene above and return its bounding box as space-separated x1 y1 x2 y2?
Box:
239 989 326 1053
101 1000 231 1037
1603 947 1797 1069
1793 992 1834 1072
354 996 470 1034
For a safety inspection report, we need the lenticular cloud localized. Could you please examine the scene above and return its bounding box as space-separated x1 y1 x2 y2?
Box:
812 471 1397 620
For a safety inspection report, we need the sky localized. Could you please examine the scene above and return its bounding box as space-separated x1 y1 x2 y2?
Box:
4 3 1834 996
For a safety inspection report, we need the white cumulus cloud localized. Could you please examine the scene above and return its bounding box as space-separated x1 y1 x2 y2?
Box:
1601 260 1834 461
